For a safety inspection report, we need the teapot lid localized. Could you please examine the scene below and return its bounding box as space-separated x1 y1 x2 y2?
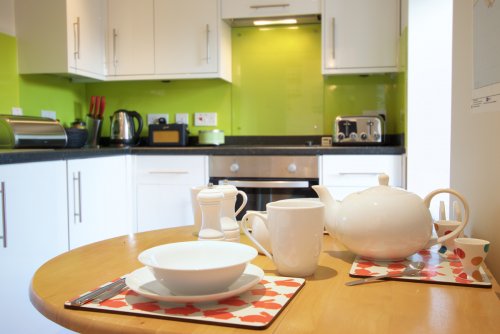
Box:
353 174 411 197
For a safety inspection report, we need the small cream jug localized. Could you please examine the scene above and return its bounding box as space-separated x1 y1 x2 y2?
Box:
216 184 248 242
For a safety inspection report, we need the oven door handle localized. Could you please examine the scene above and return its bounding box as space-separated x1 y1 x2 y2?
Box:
219 180 310 189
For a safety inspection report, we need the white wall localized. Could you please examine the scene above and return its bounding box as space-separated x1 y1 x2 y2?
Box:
0 0 15 36
407 0 453 210
451 0 500 280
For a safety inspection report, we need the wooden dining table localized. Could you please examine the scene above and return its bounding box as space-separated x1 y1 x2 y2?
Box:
31 226 500 334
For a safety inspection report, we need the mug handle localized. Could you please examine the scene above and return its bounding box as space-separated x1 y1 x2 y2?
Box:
235 190 248 217
240 211 273 261
423 188 469 244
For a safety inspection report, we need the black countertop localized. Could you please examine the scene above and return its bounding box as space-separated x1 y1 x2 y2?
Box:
0 134 405 165
0 144 405 165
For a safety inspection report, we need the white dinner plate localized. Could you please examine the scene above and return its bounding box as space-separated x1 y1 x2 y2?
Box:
125 264 264 303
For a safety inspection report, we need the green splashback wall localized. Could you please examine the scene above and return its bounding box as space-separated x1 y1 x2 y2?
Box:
0 34 19 113
1 26 404 136
232 25 323 135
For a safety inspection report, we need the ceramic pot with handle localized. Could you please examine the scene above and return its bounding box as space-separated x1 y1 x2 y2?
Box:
312 174 470 260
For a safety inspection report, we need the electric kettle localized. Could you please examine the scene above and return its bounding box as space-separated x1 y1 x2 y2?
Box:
109 109 143 146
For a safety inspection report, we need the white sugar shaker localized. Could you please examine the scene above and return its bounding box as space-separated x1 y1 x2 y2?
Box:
197 188 225 241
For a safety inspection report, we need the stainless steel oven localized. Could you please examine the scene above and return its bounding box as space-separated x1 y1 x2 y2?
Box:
209 156 319 220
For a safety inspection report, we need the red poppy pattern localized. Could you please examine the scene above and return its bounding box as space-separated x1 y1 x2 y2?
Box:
65 275 305 329
349 244 492 287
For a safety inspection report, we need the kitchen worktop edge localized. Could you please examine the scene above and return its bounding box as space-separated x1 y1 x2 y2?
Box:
0 145 405 165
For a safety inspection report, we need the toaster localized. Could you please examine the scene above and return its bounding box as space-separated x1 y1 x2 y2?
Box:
333 115 384 144
0 115 67 149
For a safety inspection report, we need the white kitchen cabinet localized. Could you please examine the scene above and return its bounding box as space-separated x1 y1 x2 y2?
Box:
221 0 320 19
0 161 71 334
320 154 405 200
134 155 208 232
107 0 155 76
322 0 400 75
154 0 232 81
67 156 133 249
15 0 106 80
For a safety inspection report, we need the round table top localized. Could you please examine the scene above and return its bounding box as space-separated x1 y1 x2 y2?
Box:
30 226 500 334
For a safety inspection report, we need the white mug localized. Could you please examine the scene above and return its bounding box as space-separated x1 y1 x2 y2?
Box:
241 200 325 277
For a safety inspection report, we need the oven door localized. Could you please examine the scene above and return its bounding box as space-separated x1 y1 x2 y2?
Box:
209 177 319 220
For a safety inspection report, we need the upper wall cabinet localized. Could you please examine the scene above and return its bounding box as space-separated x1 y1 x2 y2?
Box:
15 0 106 80
107 0 155 77
322 0 400 75
154 0 231 81
221 0 320 19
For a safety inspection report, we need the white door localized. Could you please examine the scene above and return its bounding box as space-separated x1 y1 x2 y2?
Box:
107 0 155 76
154 0 219 74
322 0 399 74
67 156 132 249
67 0 106 75
0 162 70 333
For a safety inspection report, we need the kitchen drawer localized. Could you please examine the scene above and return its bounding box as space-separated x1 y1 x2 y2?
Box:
135 155 208 185
321 155 404 188
221 0 320 19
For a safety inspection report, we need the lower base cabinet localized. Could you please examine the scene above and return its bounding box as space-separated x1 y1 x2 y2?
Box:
67 156 133 249
0 161 72 334
134 155 208 232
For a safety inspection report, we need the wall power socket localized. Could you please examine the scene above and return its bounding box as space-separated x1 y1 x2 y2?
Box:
194 112 217 126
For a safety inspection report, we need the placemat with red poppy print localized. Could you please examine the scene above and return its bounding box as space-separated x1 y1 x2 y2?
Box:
349 244 492 288
64 276 305 329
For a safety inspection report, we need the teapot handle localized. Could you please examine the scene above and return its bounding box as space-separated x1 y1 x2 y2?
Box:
423 188 469 244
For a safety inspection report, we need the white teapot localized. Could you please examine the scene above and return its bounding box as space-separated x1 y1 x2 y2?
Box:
312 174 469 260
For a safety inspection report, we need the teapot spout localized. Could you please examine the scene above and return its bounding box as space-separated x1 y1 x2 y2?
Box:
312 185 340 237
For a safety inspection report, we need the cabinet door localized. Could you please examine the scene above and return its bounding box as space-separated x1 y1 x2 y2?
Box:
66 0 106 76
0 162 70 333
67 156 132 249
322 0 400 74
135 156 208 232
154 0 219 75
107 0 155 76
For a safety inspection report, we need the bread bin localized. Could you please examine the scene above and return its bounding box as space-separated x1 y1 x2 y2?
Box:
0 115 67 149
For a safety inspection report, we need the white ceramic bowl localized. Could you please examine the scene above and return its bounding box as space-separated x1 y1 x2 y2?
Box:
138 241 258 296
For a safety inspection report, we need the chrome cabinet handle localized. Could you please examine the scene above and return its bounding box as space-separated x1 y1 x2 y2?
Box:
73 17 80 60
331 17 335 60
1 182 7 248
205 24 210 64
148 170 189 175
336 172 383 176
250 4 290 9
112 28 118 71
73 172 82 223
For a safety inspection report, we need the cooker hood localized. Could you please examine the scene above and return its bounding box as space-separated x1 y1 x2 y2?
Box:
224 14 321 27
